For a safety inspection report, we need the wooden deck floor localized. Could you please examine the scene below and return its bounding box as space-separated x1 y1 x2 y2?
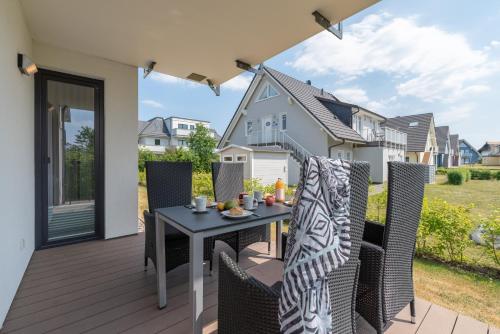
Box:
1 233 497 334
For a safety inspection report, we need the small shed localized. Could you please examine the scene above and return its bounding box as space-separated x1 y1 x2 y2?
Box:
217 145 290 185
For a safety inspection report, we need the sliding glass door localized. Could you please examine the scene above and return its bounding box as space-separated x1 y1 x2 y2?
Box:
35 70 104 248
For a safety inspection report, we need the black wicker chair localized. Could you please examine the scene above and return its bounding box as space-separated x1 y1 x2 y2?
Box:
356 162 426 334
211 162 271 261
143 161 212 273
218 161 370 334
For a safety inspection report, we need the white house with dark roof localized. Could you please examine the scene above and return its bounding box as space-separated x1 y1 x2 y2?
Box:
218 66 407 184
383 113 438 165
138 116 217 152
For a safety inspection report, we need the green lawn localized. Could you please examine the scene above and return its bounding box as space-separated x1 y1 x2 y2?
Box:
427 175 500 221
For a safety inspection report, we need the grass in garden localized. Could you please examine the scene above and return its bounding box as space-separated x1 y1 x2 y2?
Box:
426 175 500 221
414 257 500 327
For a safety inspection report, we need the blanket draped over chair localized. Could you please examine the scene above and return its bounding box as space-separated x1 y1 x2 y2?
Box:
279 157 351 334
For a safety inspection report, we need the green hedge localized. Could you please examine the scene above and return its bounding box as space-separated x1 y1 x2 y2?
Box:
447 169 470 185
436 167 448 175
496 171 500 180
470 169 493 180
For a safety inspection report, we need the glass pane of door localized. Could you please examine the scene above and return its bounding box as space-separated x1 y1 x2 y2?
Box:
46 80 96 241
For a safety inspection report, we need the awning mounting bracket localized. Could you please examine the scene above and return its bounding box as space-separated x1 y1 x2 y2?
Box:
143 61 156 78
235 60 258 74
312 11 343 40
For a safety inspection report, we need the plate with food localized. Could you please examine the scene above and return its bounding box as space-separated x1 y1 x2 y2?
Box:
220 207 253 219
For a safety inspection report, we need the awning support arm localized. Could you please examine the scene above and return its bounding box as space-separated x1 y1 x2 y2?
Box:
235 60 258 74
312 11 343 40
207 79 220 96
143 61 157 78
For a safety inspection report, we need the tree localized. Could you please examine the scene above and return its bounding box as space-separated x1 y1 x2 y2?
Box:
187 124 217 172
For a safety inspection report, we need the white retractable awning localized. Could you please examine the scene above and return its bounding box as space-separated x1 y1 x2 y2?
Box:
20 0 378 85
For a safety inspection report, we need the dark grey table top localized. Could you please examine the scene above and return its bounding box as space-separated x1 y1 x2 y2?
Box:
156 203 292 233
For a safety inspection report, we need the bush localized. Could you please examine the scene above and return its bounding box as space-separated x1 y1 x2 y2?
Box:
436 167 448 175
366 188 388 223
496 171 500 180
192 173 214 199
417 198 473 262
480 209 500 265
447 170 464 185
470 169 492 180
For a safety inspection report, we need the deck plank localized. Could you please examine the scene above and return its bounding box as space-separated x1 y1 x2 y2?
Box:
384 298 432 334
416 304 458 334
1 233 492 334
452 314 488 334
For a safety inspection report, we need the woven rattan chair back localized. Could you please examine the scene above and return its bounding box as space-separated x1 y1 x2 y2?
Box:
145 161 192 213
211 162 244 202
382 162 425 321
328 161 370 333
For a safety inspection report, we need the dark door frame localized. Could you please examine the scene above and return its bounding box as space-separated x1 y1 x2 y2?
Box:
35 69 105 249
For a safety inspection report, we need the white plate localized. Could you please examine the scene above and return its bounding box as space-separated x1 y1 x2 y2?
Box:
220 209 253 219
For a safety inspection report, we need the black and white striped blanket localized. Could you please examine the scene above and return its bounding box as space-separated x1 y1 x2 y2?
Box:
279 157 351 334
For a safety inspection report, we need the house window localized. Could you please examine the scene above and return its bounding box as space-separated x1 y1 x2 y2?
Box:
154 139 161 146
388 155 395 161
178 123 188 129
346 152 351 161
222 155 233 162
405 157 410 162
280 113 287 131
409 121 419 127
189 124 195 130
245 120 254 136
337 151 343 159
256 83 279 102
236 155 247 163
178 139 187 147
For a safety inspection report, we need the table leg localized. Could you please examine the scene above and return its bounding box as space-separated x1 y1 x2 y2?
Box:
155 212 167 309
190 233 204 334
276 220 283 259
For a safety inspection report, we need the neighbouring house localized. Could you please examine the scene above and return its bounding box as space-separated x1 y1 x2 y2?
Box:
460 139 481 165
383 113 438 165
383 113 438 183
478 141 500 166
218 66 407 184
138 116 218 152
1 0 380 328
449 134 461 167
435 126 452 168
217 145 290 185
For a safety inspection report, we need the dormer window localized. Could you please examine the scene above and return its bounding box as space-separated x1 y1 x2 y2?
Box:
256 83 279 102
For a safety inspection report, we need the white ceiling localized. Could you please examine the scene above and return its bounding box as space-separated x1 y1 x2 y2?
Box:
20 0 379 85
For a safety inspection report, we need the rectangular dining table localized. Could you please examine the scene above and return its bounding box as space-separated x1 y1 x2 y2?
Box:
155 203 292 334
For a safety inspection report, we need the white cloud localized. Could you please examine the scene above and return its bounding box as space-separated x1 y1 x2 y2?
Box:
289 13 499 103
141 99 164 109
434 104 475 125
222 74 252 91
333 87 369 104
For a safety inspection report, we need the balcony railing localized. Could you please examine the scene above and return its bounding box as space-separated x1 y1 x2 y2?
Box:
172 128 193 137
361 127 407 147
246 129 311 162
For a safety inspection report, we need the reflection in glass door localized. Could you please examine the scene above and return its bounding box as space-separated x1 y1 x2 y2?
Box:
36 70 104 248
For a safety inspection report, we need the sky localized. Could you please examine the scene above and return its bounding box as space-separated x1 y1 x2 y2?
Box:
138 0 500 148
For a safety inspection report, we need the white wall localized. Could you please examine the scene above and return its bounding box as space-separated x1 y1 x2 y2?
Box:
33 42 139 239
354 147 384 183
0 0 35 327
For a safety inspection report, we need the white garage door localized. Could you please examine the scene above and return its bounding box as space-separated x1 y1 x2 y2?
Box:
253 153 288 186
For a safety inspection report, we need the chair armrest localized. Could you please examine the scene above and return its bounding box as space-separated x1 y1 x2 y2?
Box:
358 241 385 288
363 220 385 246
218 252 280 333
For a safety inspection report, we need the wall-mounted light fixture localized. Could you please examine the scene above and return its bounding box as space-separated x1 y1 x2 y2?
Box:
17 53 38 76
